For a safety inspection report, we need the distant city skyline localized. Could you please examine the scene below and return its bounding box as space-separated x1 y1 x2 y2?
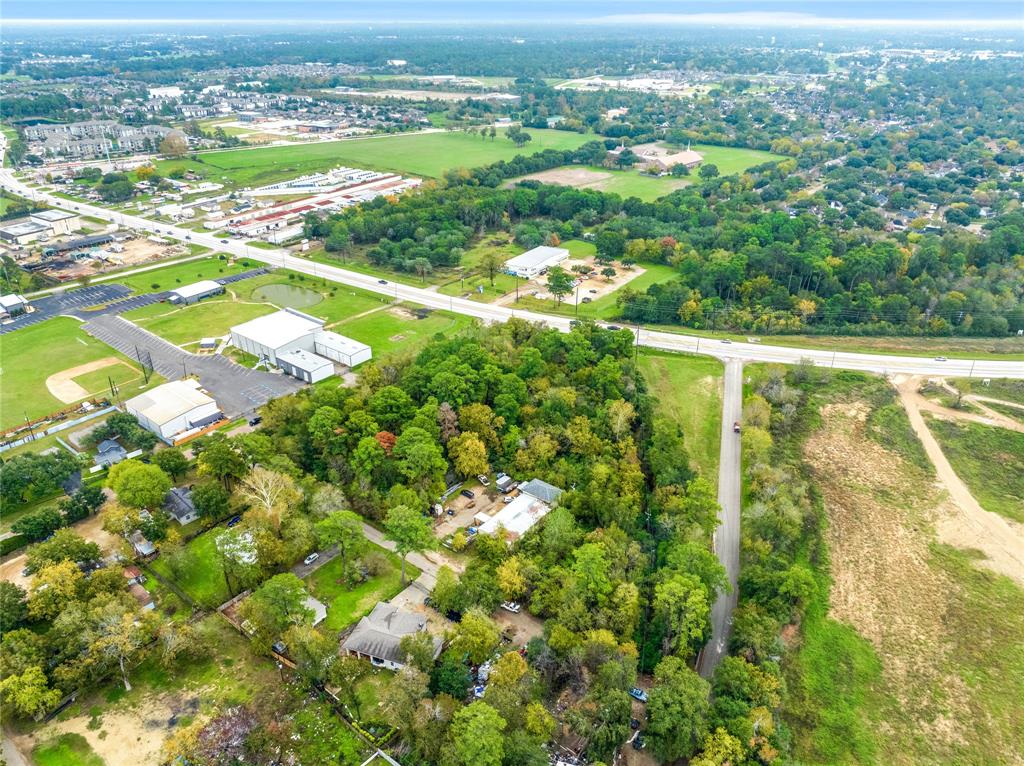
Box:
5 0 1023 29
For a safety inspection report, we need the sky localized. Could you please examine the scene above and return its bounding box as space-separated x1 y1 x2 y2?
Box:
4 0 1023 28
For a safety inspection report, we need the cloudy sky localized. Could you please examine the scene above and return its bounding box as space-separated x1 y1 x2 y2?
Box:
5 0 1023 28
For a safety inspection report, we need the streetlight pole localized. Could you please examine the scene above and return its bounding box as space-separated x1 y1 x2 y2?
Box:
574 283 580 318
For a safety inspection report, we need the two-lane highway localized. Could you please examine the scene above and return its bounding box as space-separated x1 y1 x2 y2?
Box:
3 170 1022 380
697 359 743 679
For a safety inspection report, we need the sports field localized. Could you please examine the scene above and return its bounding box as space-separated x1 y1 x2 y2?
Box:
331 304 477 357
154 128 595 187
0 317 161 430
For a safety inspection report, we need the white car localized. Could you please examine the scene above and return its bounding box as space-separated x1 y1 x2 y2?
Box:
501 601 522 614
303 552 320 566
478 474 490 486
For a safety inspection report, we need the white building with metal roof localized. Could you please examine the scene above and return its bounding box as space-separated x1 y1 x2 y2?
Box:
229 308 324 366
168 279 224 305
124 379 222 443
314 330 372 367
504 245 569 279
277 348 335 384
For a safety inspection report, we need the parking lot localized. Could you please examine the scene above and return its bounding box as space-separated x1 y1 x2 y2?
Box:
0 284 133 334
434 482 510 538
83 314 302 417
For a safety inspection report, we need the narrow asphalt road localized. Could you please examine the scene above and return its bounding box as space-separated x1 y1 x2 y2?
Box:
697 358 743 679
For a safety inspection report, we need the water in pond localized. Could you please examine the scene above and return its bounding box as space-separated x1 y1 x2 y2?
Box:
251 282 323 309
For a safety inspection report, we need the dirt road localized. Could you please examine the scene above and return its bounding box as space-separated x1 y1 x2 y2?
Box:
894 375 1024 584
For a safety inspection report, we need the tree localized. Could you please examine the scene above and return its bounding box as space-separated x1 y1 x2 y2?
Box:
235 467 300 530
0 665 61 719
157 621 200 668
614 148 638 169
93 603 155 691
383 504 435 586
153 448 189 480
239 573 313 653
479 250 505 286
690 727 745 766
284 624 336 684
431 565 462 615
192 481 230 521
654 573 710 657
399 630 439 672
382 665 430 730
159 131 189 157
196 438 246 489
108 460 171 509
58 484 106 524
0 582 28 632
646 656 711 762
314 511 365 587
698 163 720 179
28 560 84 620
524 701 556 741
451 608 500 665
431 650 472 697
11 507 64 542
496 555 527 602
447 432 489 479
601 266 617 281
546 266 574 305
26 529 100 571
448 701 507 766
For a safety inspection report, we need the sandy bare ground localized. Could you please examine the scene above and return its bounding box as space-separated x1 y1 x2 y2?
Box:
894 375 1024 584
11 692 201 766
931 379 1024 432
45 357 125 403
804 401 970 748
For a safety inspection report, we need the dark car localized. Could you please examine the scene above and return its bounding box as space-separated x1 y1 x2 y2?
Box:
226 515 242 527
378 279 388 285
632 735 646 751
460 489 475 499
607 324 622 331
248 416 262 427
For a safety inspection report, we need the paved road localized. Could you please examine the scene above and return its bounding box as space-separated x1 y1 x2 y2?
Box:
697 359 744 679
3 171 1022 380
82 314 301 417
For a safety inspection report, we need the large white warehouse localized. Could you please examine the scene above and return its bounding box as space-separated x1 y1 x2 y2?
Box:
229 308 371 379
124 380 222 444
504 245 569 279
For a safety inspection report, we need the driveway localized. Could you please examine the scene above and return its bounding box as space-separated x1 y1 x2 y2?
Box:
697 358 743 679
81 314 302 418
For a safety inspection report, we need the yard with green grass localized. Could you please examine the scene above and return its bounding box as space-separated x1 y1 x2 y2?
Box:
331 305 477 357
0 317 162 430
638 351 724 483
108 256 249 295
924 417 1024 523
149 530 231 606
154 129 594 188
306 544 418 632
32 733 103 766
124 298 275 346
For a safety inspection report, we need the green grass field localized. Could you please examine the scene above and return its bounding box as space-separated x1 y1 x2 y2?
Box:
154 129 594 188
332 305 476 357
108 256 250 295
686 143 785 176
150 531 230 606
0 317 161 430
306 544 418 632
32 734 103 766
953 378 1024 406
72 360 142 398
925 417 1024 523
127 298 275 346
637 351 724 483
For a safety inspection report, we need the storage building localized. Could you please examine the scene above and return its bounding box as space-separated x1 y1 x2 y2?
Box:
314 330 372 368
276 348 335 384
0 293 30 317
168 280 224 305
124 380 222 443
504 245 569 279
29 209 80 236
0 221 50 245
229 308 323 366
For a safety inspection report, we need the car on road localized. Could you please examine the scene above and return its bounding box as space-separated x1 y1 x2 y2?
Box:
460 489 475 499
607 324 621 331
721 338 732 344
934 356 948 362
249 416 262 427
628 687 648 703
303 552 320 566
632 735 646 751
503 496 514 504
581 296 592 303
378 279 388 285
500 601 522 614
477 474 490 486
733 421 742 433
630 718 640 730
226 515 242 527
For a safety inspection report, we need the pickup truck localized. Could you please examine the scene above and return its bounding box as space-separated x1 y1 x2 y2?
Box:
733 421 742 433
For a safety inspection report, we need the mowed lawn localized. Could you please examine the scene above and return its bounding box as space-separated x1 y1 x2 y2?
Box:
638 350 724 484
307 544 418 632
107 255 248 295
333 305 477 357
150 530 231 606
32 734 103 766
689 143 785 175
121 272 391 346
155 129 595 187
0 317 158 429
925 417 1024 523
